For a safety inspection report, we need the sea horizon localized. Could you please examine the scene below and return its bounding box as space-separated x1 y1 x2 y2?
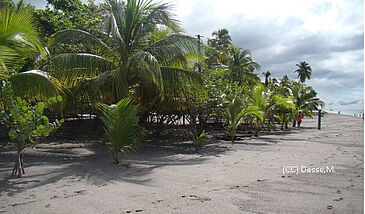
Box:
325 109 364 116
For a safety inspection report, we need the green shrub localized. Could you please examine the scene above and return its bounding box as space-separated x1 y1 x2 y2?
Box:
0 80 63 177
96 99 144 164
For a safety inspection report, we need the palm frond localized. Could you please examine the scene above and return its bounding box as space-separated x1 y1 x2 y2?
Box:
0 5 46 67
160 66 203 95
243 105 264 121
129 50 163 91
104 13 126 56
147 34 200 64
0 6 37 42
48 53 116 87
9 70 63 100
48 29 117 58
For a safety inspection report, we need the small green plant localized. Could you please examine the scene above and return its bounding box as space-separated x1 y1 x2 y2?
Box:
96 99 144 164
0 80 63 177
225 97 244 142
191 130 206 149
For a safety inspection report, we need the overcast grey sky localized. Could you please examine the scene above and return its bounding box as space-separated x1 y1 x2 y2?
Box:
26 0 364 114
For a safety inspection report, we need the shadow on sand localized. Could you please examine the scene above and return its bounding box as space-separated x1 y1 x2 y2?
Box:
0 132 233 197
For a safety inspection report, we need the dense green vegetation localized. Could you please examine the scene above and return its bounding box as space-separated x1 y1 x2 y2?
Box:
0 0 324 175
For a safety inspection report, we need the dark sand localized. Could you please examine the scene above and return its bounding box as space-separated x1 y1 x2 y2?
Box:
0 113 363 213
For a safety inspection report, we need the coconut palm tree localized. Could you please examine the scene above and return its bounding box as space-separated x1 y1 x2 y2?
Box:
225 97 244 141
288 82 324 126
96 99 144 164
210 28 232 50
206 28 232 66
270 95 295 130
227 46 260 85
294 61 312 83
47 0 201 104
245 84 268 136
262 70 271 87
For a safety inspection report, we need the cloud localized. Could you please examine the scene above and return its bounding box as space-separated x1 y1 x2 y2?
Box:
338 100 361 106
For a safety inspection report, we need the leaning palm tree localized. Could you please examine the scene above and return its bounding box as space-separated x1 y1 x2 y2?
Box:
47 0 201 104
294 61 312 83
96 99 144 164
0 0 62 99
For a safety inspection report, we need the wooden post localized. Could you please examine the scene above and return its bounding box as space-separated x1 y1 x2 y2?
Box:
318 110 321 130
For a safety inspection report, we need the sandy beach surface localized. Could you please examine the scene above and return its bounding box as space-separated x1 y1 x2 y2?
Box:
0 113 363 214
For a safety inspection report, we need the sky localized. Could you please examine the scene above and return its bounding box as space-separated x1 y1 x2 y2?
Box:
26 0 364 114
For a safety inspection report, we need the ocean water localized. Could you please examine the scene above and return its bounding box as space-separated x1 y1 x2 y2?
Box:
325 109 364 116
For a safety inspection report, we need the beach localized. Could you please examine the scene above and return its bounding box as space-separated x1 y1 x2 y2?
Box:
0 113 363 213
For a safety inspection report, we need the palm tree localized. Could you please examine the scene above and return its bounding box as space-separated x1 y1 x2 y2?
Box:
225 97 244 141
270 95 295 130
96 99 144 164
294 61 312 83
210 28 232 49
262 70 271 87
289 82 324 126
206 29 232 65
227 46 260 85
245 84 267 136
47 0 201 104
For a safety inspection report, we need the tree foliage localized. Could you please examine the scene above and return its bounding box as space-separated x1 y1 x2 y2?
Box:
35 0 105 39
294 61 312 83
0 80 63 177
46 0 202 110
96 99 144 164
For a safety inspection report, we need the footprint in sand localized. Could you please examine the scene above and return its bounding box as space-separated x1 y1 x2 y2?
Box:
50 195 59 199
333 197 343 201
189 195 211 202
74 190 87 194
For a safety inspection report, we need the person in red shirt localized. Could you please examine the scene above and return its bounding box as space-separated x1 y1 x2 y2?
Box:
297 111 303 130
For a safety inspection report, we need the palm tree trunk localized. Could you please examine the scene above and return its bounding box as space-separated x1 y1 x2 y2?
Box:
113 152 120 164
254 122 260 137
230 129 235 142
